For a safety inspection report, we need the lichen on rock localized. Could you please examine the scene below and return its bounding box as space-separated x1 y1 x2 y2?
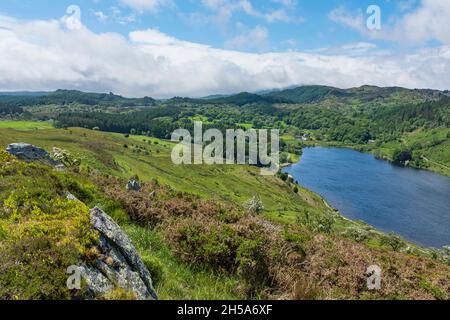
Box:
87 207 158 300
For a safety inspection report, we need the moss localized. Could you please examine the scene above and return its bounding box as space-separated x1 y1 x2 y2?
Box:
102 288 137 300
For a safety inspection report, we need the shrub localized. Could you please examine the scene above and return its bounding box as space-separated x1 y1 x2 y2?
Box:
279 173 288 181
164 212 303 298
0 236 82 299
392 149 412 165
341 227 370 243
296 212 334 234
441 246 450 265
168 218 238 270
0 150 13 163
236 237 269 294
243 196 264 214
381 233 405 252
52 147 81 168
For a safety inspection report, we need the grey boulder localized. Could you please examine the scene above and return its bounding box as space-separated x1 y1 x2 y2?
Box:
126 179 141 192
6 143 59 166
84 207 158 300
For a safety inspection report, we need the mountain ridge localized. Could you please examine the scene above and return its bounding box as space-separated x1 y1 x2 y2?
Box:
1 85 448 106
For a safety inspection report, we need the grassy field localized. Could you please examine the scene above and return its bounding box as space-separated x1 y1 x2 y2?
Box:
0 120 54 131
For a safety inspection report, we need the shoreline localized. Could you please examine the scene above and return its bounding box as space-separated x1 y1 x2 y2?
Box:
299 141 450 179
281 146 449 251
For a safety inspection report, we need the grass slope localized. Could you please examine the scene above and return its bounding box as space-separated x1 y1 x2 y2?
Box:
1 122 449 300
0 120 53 131
0 126 333 222
0 124 337 299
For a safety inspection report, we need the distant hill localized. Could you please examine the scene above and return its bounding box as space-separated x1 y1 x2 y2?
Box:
208 92 293 106
1 85 448 109
0 91 50 97
165 92 292 106
264 85 350 103
265 85 447 104
0 90 156 107
200 94 231 100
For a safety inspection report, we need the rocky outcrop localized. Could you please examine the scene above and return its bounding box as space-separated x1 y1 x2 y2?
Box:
126 179 141 192
6 143 59 166
5 144 157 300
82 207 158 300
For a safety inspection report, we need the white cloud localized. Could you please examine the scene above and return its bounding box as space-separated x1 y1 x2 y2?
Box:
329 0 450 45
312 42 379 57
264 9 291 23
389 0 450 44
200 0 301 27
1 14 450 98
224 26 269 51
329 7 366 33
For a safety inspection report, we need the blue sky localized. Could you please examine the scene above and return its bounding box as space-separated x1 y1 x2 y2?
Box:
0 1 449 97
0 0 421 51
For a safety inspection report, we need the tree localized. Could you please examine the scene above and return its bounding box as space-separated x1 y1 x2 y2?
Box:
392 149 412 165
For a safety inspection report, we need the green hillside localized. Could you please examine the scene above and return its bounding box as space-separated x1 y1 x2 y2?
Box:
0 89 156 108
1 123 449 300
265 85 351 103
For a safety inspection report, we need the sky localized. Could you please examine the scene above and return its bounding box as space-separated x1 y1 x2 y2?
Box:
0 0 450 98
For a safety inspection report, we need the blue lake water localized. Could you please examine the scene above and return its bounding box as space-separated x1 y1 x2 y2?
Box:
283 147 450 248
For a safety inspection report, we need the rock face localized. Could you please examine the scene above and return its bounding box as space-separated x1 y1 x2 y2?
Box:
6 143 59 165
82 207 158 300
126 179 141 192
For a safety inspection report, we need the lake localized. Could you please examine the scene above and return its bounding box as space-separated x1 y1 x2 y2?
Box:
283 147 450 248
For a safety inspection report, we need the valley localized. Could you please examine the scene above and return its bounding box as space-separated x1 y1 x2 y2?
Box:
1 85 449 300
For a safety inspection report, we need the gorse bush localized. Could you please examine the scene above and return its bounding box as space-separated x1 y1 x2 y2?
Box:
0 154 97 299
